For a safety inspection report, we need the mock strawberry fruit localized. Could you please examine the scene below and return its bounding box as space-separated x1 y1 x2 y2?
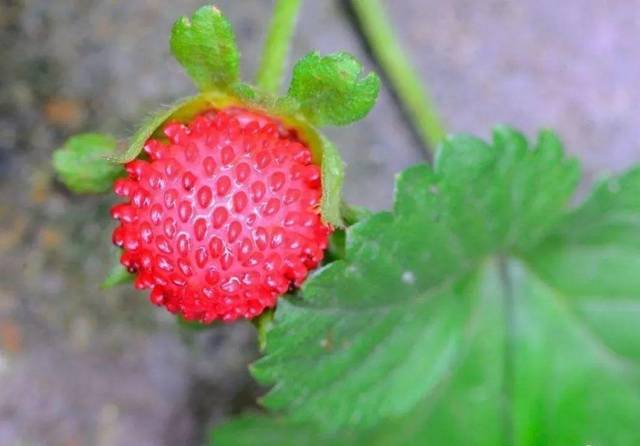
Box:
111 108 331 322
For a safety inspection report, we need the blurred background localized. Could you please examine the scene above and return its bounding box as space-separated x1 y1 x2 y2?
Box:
1 0 639 444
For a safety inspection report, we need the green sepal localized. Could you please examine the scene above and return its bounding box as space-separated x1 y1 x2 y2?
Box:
229 83 298 116
170 5 240 91
107 89 347 227
252 308 276 352
319 138 345 227
287 52 380 127
101 264 134 289
107 95 201 163
52 133 125 193
176 315 212 331
101 252 134 289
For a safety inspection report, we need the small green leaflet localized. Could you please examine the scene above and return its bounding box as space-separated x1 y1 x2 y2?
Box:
288 52 380 126
170 5 240 91
214 127 640 445
52 133 124 193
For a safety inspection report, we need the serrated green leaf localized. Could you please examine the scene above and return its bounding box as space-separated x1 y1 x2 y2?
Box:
212 415 347 446
52 133 124 193
287 52 380 126
525 167 640 359
218 127 640 444
170 5 240 91
252 128 580 428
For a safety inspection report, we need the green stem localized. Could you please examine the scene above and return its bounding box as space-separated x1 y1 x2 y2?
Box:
256 0 304 94
351 0 446 155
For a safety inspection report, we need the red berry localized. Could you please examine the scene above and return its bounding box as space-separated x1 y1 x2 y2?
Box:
111 108 331 322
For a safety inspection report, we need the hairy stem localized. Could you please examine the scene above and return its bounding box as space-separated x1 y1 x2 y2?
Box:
350 0 446 155
256 0 304 93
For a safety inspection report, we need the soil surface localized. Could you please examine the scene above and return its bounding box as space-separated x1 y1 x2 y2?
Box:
1 0 639 445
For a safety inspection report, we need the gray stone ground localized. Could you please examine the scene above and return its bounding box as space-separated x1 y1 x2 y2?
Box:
1 0 639 445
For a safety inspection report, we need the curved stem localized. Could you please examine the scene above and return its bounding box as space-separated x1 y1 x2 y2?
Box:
350 0 446 155
256 0 304 94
